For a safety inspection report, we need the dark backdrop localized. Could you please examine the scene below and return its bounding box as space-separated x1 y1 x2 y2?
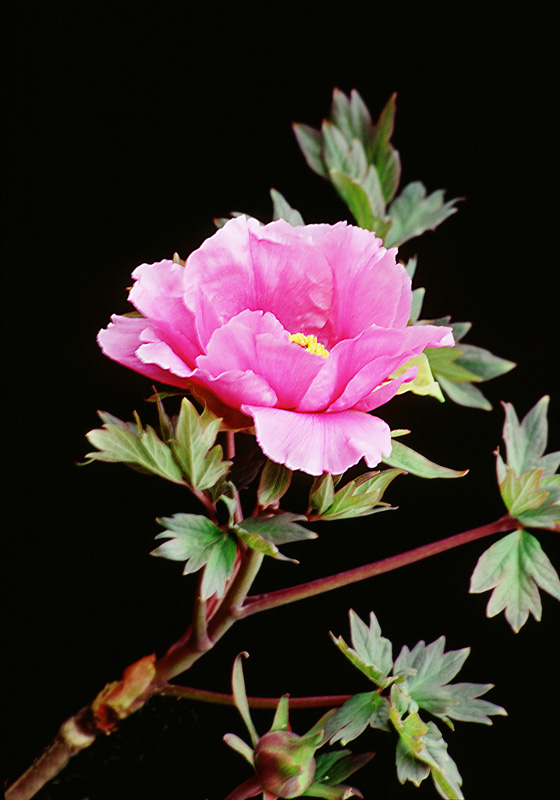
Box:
6 4 558 799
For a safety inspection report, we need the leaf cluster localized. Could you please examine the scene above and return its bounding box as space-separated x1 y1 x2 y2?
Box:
84 396 231 494
326 611 506 799
293 89 459 248
469 397 560 631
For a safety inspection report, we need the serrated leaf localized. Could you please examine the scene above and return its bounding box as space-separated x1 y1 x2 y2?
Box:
368 92 400 203
470 529 560 631
270 188 305 226
382 440 467 479
385 182 459 248
393 638 506 726
499 466 549 516
420 723 464 800
502 396 552 475
152 514 237 599
172 397 231 491
258 459 293 508
453 344 515 382
325 692 391 745
338 610 393 685
293 122 329 178
437 375 492 411
85 411 184 484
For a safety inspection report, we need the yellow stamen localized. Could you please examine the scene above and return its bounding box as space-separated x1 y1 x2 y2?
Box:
289 332 329 358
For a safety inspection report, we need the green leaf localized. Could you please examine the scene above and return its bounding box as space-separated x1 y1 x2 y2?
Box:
325 692 391 745
367 92 401 203
310 470 401 521
270 188 305 226
419 722 464 800
292 122 329 178
409 287 425 323
469 529 560 631
232 652 258 746
502 396 552 475
385 182 459 248
331 610 394 689
237 513 314 545
329 88 354 144
322 121 353 175
382 440 467 479
85 411 184 484
171 397 231 491
152 514 237 599
393 637 506 727
314 749 375 785
309 474 336 515
436 376 492 411
499 466 549 517
328 168 375 230
258 460 293 508
453 344 515 382
426 346 482 384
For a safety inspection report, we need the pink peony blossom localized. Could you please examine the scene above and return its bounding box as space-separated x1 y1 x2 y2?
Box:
98 218 453 475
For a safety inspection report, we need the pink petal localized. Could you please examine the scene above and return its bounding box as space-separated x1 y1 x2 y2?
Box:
303 222 411 344
137 327 194 378
129 260 201 366
97 315 192 389
242 405 392 476
195 309 325 409
185 217 334 343
298 323 453 412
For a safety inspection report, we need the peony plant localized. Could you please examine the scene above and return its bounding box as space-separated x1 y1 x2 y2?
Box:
7 89 559 800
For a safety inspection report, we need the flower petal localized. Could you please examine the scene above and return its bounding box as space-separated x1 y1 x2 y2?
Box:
242 405 392 476
129 260 201 366
195 309 325 409
185 217 334 343
97 315 192 389
298 323 453 412
304 222 411 344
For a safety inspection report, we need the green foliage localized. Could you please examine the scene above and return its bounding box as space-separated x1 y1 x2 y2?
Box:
151 513 237 599
234 512 316 562
327 611 505 798
313 749 375 787
84 398 232 496
468 397 560 631
257 460 293 508
393 638 506 728
270 188 305 226
470 530 560 632
309 469 402 520
293 88 459 247
382 439 467 479
171 397 231 492
84 411 184 484
384 183 459 248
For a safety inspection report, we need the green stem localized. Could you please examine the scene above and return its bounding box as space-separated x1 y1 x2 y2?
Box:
240 514 518 617
156 683 351 709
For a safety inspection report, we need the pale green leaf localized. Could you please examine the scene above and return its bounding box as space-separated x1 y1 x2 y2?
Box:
385 182 459 247
453 344 515 382
469 529 560 631
437 375 492 411
325 692 391 746
172 397 231 491
292 122 328 178
257 459 293 508
270 188 305 226
85 412 184 484
382 440 467 479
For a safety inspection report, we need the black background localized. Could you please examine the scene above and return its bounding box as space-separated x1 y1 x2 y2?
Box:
5 3 559 799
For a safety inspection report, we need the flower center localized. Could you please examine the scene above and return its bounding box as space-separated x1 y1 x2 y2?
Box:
289 332 329 358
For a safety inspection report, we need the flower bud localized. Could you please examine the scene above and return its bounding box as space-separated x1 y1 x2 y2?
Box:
254 730 317 798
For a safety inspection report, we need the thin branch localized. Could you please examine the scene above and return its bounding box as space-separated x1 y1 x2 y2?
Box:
240 514 520 617
156 683 351 709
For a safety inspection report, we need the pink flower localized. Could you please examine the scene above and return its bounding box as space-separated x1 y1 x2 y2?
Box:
98 218 453 475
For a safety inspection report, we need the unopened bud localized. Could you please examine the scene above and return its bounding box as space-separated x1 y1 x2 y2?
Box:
254 730 317 798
